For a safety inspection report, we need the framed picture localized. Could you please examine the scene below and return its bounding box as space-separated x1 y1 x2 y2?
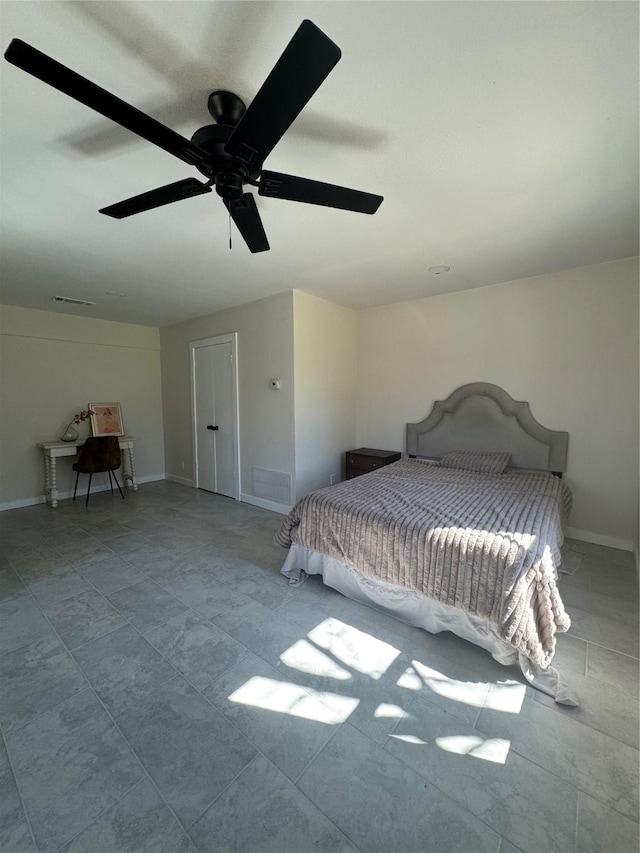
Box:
89 402 125 437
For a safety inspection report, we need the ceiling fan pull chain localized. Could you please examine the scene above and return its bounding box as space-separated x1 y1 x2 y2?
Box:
228 210 232 250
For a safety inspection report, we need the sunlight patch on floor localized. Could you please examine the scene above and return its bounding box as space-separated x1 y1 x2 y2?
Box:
306 617 400 680
228 676 359 724
374 703 409 719
435 735 511 764
397 660 489 709
279 639 353 680
389 733 428 745
482 681 527 714
388 732 511 763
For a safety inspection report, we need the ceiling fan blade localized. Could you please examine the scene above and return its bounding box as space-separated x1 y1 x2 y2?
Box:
100 178 212 219
224 20 341 170
3 39 209 168
225 194 270 253
259 171 383 214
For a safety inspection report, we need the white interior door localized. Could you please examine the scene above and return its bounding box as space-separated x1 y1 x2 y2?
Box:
192 336 238 498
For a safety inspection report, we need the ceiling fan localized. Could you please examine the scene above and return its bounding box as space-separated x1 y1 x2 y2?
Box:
4 20 383 253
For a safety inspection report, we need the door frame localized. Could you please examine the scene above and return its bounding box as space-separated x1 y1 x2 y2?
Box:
189 332 240 500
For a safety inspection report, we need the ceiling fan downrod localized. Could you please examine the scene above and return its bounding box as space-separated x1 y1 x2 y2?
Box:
207 90 246 127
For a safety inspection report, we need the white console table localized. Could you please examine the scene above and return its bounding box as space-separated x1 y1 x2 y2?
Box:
37 436 138 507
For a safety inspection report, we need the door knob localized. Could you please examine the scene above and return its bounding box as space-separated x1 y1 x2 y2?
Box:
206 425 219 431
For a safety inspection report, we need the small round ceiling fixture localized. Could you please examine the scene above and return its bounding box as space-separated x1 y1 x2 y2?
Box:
428 265 451 275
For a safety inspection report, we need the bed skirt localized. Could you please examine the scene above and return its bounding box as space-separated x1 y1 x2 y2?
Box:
281 544 578 706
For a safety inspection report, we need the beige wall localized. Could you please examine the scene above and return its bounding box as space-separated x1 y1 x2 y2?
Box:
4 258 636 549
160 291 295 504
0 305 164 508
293 292 357 499
357 258 639 548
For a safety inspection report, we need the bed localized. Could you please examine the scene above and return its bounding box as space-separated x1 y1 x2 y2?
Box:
276 383 578 705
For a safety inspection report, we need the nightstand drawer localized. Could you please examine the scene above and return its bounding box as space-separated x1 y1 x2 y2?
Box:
346 466 373 479
346 454 387 471
345 448 401 480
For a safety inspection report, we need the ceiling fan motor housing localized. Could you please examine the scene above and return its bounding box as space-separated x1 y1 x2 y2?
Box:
214 170 244 201
190 122 261 184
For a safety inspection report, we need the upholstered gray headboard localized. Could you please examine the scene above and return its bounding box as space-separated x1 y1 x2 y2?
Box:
406 383 568 473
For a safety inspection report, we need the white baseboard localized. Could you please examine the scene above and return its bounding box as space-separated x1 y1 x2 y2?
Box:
240 493 291 515
566 526 633 553
0 474 165 512
0 495 48 512
136 475 166 486
166 474 196 488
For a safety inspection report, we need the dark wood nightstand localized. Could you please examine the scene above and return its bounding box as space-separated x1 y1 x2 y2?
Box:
345 448 401 479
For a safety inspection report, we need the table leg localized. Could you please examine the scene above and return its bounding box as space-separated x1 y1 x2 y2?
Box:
44 455 51 504
124 447 138 491
50 456 59 508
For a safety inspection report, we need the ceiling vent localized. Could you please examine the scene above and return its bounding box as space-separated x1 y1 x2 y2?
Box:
52 295 97 306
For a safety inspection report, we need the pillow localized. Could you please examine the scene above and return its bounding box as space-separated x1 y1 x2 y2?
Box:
438 450 510 474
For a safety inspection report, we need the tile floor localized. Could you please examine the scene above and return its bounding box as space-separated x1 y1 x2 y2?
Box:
0 480 638 853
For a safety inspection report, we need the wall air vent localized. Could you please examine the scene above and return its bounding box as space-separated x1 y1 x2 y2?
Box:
52 295 97 306
253 467 292 504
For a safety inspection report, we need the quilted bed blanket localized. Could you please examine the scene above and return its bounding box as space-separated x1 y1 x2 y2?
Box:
276 459 572 668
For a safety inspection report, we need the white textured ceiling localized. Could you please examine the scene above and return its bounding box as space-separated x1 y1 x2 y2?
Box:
1 0 638 327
